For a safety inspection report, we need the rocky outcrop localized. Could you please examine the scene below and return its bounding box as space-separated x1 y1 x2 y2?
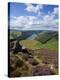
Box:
9 40 58 77
10 39 33 56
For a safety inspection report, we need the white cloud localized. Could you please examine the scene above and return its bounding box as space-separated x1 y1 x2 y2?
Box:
39 12 58 30
25 4 43 13
10 6 58 31
10 16 40 30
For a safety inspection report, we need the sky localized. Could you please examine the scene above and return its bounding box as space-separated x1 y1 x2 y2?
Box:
8 3 58 31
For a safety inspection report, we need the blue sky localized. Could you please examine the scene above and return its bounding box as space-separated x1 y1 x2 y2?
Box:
8 3 58 31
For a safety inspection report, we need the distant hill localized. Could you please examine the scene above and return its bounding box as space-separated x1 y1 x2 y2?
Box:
10 30 58 48
20 31 58 50
10 29 42 40
35 31 58 44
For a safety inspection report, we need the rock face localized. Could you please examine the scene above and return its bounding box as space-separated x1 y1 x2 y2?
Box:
13 41 22 54
10 39 32 55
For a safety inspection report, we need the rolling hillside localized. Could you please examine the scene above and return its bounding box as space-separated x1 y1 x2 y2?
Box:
20 37 58 50
9 30 58 77
35 31 58 43
20 31 58 50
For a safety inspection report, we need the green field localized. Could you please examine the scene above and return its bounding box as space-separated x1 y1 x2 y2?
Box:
20 37 58 50
10 31 58 50
10 31 22 39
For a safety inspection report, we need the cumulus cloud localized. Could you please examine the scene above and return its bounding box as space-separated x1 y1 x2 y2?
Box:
10 16 40 30
25 3 43 13
10 4 58 31
10 14 58 31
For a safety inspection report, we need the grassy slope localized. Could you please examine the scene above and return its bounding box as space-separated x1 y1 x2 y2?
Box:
20 37 58 50
35 37 58 50
10 31 22 39
9 31 58 77
10 31 58 50
35 31 58 43
20 40 38 49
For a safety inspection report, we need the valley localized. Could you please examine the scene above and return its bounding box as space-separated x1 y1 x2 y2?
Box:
9 30 58 77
